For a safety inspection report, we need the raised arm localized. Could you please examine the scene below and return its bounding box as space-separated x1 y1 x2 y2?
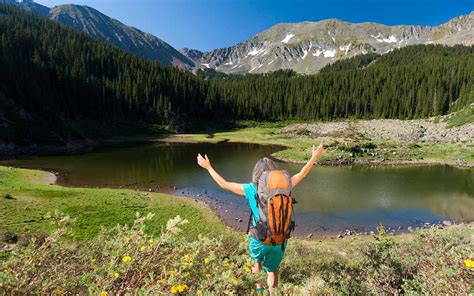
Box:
197 154 245 196
291 144 324 187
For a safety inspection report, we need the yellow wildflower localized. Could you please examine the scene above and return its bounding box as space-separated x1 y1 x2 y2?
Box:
223 262 230 267
170 286 178 294
177 284 187 292
140 246 146 252
53 288 62 295
245 266 251 273
183 254 191 261
465 259 474 268
122 255 132 263
149 239 154 244
204 257 210 264
182 261 190 267
114 272 119 279
377 224 385 236
91 258 96 264
3 268 9 274
100 291 108 296
158 278 166 284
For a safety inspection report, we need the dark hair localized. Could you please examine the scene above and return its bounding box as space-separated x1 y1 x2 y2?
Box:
252 157 278 183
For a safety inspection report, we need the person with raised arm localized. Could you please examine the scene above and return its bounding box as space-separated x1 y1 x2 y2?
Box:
197 144 324 293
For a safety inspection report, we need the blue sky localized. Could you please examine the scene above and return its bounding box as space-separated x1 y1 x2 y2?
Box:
35 0 473 51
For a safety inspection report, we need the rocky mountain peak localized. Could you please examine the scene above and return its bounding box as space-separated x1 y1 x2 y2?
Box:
181 12 473 74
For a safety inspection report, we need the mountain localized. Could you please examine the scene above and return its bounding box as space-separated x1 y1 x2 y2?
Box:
181 12 474 74
1 4 472 151
0 4 208 150
7 0 193 69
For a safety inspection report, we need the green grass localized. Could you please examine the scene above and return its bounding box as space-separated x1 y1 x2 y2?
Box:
0 166 234 242
1 166 473 294
175 125 473 165
445 104 474 128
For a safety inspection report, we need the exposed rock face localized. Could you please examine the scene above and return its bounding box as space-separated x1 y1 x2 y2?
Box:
181 12 474 74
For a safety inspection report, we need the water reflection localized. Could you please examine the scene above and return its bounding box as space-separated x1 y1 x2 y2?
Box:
3 142 473 233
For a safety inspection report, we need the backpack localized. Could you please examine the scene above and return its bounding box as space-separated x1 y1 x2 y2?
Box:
247 170 295 248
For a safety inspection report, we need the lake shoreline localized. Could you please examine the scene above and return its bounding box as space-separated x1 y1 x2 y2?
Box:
6 164 466 240
156 135 474 168
2 115 473 169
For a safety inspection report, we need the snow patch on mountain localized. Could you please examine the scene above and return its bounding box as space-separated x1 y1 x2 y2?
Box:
371 34 398 43
302 49 308 59
323 49 336 58
281 33 295 44
339 44 351 55
247 47 266 56
313 49 323 57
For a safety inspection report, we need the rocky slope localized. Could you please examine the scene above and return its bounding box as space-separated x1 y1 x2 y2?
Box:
181 12 474 74
6 0 194 69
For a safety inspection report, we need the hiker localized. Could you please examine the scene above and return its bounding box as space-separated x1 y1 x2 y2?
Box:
197 143 324 292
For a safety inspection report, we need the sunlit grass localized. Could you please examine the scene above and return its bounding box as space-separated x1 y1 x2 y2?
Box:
0 166 235 242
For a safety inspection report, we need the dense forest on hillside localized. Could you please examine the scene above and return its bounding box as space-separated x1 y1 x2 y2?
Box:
0 4 473 146
0 5 210 145
209 46 473 120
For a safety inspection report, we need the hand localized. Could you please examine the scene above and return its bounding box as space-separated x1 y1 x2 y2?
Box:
311 143 324 160
197 153 212 170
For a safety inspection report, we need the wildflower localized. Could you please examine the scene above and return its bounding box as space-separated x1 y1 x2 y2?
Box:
149 239 154 244
177 284 187 292
377 224 385 236
158 278 166 284
170 286 178 294
204 257 210 264
53 288 62 295
100 291 108 296
465 259 474 268
122 255 132 263
140 246 146 252
91 258 96 264
181 261 190 267
3 268 9 274
183 254 191 261
114 272 119 279
245 266 251 273
223 262 230 267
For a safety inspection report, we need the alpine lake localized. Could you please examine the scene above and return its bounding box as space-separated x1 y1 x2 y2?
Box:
3 142 473 236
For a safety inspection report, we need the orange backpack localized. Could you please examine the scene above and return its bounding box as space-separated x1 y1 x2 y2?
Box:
247 170 295 247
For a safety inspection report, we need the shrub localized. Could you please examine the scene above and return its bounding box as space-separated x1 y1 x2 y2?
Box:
398 227 473 294
0 211 259 294
361 142 377 149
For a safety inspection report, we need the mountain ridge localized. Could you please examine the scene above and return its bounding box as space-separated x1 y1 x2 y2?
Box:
4 1 473 74
6 0 194 69
181 11 474 74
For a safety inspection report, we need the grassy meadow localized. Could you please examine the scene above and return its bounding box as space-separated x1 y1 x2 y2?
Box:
0 166 472 294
